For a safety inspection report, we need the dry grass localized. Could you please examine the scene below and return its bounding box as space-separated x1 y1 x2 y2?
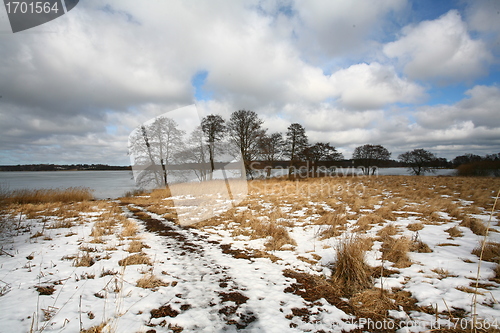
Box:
381 236 412 268
317 212 348 239
374 205 397 221
376 224 399 240
121 219 139 238
263 223 297 251
349 288 397 320
80 322 108 333
431 268 457 279
492 264 500 283
136 274 169 289
445 225 463 238
223 209 296 250
47 219 74 229
460 216 488 236
4 187 93 204
331 236 372 296
410 236 433 253
472 242 500 263
407 222 424 231
456 285 484 295
353 214 382 232
118 253 152 266
126 240 148 253
73 252 95 267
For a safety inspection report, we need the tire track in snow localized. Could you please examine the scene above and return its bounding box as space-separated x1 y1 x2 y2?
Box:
121 204 345 332
122 204 279 332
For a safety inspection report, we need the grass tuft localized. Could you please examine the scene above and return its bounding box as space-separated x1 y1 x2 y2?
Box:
331 236 372 296
460 216 488 236
381 236 412 268
431 268 457 279
472 242 500 263
445 225 463 238
407 222 424 232
73 252 95 267
126 240 148 253
80 322 108 333
376 223 398 240
118 253 151 266
349 288 397 320
263 223 297 251
136 274 169 289
354 214 382 232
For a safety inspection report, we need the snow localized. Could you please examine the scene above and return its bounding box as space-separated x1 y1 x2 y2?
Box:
1 180 500 332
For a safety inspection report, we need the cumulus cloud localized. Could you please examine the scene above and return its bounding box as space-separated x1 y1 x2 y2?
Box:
384 10 492 83
416 85 500 129
0 1 498 164
329 62 425 109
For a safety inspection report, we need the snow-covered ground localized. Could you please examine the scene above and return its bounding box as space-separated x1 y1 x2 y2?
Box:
1 176 499 332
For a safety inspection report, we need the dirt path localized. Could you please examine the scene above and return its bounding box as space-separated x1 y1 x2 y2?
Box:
122 204 332 333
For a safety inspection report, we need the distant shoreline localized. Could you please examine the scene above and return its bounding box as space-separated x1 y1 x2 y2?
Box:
0 165 132 172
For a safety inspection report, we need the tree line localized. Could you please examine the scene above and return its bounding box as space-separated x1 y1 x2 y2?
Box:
129 109 499 186
0 164 131 172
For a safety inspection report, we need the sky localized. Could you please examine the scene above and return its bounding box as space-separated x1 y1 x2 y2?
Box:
0 0 499 165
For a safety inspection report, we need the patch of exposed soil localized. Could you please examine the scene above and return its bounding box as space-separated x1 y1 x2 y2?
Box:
35 285 55 295
283 269 352 314
150 305 179 318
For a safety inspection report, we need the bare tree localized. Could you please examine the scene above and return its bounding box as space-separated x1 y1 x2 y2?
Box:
201 114 226 179
302 142 343 176
227 110 266 177
129 125 163 187
129 116 186 188
259 132 284 178
177 126 209 181
285 123 308 178
352 144 391 175
398 149 437 176
150 117 186 185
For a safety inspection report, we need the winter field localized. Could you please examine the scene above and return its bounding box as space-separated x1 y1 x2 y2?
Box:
1 176 500 333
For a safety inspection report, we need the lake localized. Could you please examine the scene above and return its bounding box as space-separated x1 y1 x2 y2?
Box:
0 171 138 199
0 168 457 200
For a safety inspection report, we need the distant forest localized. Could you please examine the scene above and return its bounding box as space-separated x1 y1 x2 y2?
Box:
0 164 132 171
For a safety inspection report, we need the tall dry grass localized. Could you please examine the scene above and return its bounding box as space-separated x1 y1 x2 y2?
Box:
330 236 373 296
4 187 93 204
381 236 412 268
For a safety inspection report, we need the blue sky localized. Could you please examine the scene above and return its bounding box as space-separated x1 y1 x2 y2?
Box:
0 0 499 165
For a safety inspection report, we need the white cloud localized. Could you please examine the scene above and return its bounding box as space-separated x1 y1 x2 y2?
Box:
384 10 492 83
416 85 500 129
329 62 425 109
293 0 407 59
0 1 498 164
465 0 500 52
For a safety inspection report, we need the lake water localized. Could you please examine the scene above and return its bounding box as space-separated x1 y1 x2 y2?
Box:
0 171 138 199
0 168 458 200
